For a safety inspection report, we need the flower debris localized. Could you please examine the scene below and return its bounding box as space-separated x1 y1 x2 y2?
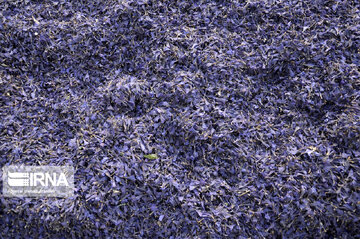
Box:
0 0 359 238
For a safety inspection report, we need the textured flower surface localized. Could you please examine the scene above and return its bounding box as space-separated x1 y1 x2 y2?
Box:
0 0 359 238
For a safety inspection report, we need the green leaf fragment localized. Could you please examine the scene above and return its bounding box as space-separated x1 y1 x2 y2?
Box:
144 154 158 160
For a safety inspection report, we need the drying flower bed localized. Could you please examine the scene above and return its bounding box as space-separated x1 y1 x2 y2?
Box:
0 0 359 238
